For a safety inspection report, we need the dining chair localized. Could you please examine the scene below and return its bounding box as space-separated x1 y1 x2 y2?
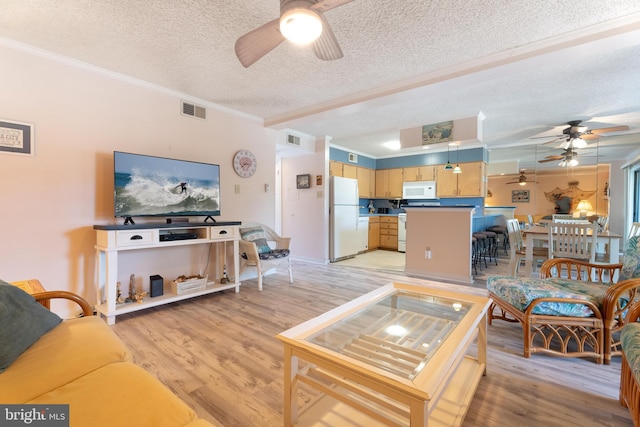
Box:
548 221 598 262
506 218 548 276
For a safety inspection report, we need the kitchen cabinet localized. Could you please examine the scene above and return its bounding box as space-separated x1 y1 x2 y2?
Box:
375 168 403 198
357 167 376 198
436 161 486 197
379 216 398 250
329 161 357 178
342 164 357 179
404 165 436 182
368 216 380 250
329 161 343 177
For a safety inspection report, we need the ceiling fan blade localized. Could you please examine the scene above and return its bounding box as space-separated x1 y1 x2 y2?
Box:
590 125 630 135
312 12 343 60
539 157 561 163
541 137 565 145
581 134 600 140
311 0 354 13
235 18 284 68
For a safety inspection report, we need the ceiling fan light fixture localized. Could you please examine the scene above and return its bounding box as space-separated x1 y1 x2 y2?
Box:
279 7 322 44
571 137 587 149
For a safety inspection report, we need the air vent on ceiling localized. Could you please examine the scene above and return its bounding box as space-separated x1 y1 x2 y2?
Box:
287 134 301 146
348 153 358 163
181 101 206 119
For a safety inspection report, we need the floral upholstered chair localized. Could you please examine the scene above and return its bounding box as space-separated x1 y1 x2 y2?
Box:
487 236 640 364
239 223 292 291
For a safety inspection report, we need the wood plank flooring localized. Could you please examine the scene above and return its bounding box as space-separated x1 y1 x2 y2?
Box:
111 259 633 427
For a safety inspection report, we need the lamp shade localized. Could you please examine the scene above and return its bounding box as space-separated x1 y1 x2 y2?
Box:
576 200 593 212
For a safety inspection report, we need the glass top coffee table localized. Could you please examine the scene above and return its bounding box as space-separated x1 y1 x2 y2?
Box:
277 282 491 427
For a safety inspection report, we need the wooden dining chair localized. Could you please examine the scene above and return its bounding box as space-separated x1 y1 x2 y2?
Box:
548 221 598 262
506 218 548 276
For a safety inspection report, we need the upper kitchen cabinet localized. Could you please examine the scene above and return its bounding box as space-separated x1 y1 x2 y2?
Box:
329 160 343 177
404 165 436 182
375 168 403 198
357 167 376 198
329 161 357 179
436 162 486 197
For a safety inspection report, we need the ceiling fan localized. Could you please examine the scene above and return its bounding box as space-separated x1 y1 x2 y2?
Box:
235 0 353 68
540 120 629 147
507 170 538 185
538 148 581 167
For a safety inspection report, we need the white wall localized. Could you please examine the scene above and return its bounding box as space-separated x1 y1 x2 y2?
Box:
280 137 329 264
0 43 277 313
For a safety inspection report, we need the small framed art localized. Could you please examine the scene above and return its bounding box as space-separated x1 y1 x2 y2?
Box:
296 174 311 189
0 119 34 156
512 189 530 203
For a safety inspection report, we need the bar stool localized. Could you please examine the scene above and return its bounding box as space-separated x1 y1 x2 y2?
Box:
487 225 509 255
472 232 489 269
482 230 499 265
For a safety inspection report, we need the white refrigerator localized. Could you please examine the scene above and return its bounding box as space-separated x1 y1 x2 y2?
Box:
330 176 362 262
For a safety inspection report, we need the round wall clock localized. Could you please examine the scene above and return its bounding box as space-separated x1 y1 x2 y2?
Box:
233 150 257 178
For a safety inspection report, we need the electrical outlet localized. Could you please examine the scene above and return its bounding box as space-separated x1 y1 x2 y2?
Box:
425 247 432 259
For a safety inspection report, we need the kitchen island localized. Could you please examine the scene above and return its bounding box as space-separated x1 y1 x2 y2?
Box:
404 206 475 283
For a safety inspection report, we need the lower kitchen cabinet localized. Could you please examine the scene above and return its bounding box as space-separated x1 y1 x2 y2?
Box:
380 216 398 250
368 216 380 250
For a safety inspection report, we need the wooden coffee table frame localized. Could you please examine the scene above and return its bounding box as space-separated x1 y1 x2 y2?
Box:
277 282 491 427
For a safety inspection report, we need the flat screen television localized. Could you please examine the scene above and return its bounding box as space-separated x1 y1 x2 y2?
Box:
114 151 220 224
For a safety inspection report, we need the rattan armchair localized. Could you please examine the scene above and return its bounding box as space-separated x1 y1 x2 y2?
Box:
488 258 640 364
239 223 293 291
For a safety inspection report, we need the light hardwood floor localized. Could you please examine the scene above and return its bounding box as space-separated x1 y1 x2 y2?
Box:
111 259 632 427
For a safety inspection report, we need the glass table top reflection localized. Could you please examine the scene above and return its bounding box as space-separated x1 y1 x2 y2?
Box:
306 290 473 380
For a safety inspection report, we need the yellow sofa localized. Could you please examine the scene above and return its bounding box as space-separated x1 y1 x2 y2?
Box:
0 281 216 427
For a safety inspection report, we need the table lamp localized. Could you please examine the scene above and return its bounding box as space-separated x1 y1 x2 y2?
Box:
576 200 593 219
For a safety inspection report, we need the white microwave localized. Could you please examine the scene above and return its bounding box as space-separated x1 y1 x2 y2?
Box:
402 181 437 199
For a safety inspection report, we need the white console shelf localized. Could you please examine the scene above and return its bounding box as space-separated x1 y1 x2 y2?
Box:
94 222 241 325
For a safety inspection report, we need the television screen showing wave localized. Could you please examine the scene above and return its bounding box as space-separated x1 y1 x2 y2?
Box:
114 151 220 218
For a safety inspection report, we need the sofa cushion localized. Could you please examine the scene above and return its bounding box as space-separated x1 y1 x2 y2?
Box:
0 316 130 403
622 322 640 379
0 281 62 373
28 362 202 427
487 276 611 317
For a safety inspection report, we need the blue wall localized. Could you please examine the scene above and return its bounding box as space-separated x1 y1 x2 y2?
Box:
329 146 486 169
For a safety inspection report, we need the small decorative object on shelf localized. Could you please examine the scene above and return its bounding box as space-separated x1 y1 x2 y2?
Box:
171 274 207 295
134 291 148 304
125 274 137 303
220 265 230 284
116 282 125 305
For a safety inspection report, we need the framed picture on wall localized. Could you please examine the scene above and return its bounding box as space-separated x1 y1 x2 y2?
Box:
512 189 530 203
296 174 311 189
0 119 34 156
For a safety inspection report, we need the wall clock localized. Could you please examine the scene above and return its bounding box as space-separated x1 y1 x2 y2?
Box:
233 150 257 178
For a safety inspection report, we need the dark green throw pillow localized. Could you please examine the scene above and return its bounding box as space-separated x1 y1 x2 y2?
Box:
0 280 62 373
252 238 272 254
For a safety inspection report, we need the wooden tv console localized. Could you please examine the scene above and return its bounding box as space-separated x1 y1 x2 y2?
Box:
94 222 241 325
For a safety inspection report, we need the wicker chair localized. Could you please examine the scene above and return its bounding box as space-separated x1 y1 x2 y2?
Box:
239 223 292 291
488 257 640 364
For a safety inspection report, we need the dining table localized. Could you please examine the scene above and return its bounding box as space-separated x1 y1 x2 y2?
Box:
521 224 623 277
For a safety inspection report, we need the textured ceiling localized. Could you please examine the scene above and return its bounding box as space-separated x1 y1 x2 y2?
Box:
1 0 639 172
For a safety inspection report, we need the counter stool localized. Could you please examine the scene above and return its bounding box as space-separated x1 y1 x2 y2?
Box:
472 232 489 269
482 230 499 265
471 236 478 275
487 225 509 256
